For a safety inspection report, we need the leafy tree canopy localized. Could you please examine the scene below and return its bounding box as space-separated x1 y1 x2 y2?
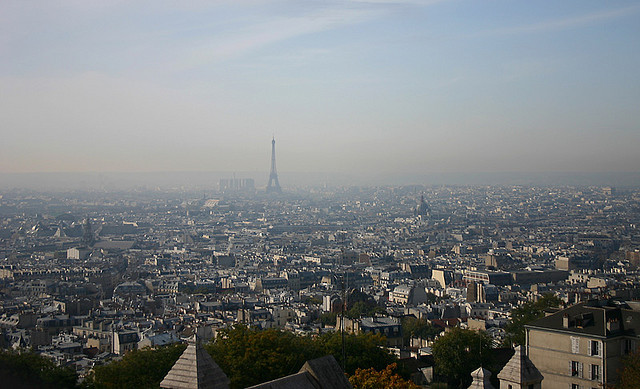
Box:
83 325 396 389
206 325 396 388
504 294 563 346
205 325 322 389
318 330 396 376
401 316 442 346
349 363 420 389
0 349 78 389
616 347 640 389
84 342 186 389
346 301 386 319
431 327 493 389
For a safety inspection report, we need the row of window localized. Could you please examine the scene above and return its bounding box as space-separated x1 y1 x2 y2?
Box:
571 384 600 389
570 337 601 356
572 337 638 357
570 361 600 381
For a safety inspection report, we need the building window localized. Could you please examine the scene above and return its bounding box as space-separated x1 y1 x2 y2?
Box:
571 336 580 354
591 364 599 381
571 384 580 389
571 361 581 377
622 339 635 354
590 340 600 356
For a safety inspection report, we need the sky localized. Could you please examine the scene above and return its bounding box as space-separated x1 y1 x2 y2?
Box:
1 0 639 179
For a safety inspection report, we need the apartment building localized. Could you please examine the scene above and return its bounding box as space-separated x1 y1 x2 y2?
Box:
526 301 640 389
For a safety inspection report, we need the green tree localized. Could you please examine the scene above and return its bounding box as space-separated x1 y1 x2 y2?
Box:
349 363 420 389
346 301 386 319
504 294 563 346
318 331 396 375
205 325 396 387
401 316 442 346
615 347 640 389
0 349 78 388
205 325 322 389
85 342 186 388
319 312 337 327
85 325 398 389
431 327 492 389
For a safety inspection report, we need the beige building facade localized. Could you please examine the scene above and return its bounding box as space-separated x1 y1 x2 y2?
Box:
526 301 640 389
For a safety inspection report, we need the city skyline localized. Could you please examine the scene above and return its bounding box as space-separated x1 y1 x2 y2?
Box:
1 1 639 176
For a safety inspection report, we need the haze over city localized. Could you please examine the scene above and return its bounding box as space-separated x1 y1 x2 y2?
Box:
1 1 639 184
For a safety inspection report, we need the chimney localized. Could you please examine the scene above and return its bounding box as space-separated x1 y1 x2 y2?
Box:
563 313 570 328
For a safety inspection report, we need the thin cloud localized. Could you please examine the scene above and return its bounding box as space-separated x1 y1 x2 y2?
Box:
492 4 640 35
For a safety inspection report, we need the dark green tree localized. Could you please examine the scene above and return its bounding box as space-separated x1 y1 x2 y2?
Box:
319 311 337 327
0 349 78 388
85 342 186 388
401 316 442 346
615 347 640 389
504 294 563 346
346 301 386 319
318 331 396 375
205 325 323 389
431 327 492 388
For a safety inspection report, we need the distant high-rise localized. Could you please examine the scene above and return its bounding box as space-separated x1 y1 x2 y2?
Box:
266 137 282 194
82 217 94 247
416 194 430 217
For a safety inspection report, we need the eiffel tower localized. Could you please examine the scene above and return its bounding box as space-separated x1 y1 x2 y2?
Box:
266 137 282 193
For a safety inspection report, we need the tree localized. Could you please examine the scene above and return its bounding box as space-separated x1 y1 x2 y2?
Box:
318 331 396 375
205 325 323 389
84 325 398 389
319 311 337 327
346 301 386 319
504 294 563 346
431 327 492 389
85 342 186 388
205 325 396 388
349 363 420 389
615 347 640 389
401 316 442 346
0 349 78 388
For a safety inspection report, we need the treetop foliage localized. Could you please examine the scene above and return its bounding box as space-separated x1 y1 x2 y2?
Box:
0 349 78 389
84 342 186 389
349 363 420 389
431 327 493 389
504 293 563 346
615 346 640 389
86 325 396 389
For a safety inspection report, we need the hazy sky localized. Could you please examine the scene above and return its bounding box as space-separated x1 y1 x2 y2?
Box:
1 0 639 176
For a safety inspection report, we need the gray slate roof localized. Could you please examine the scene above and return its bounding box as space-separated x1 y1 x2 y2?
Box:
160 338 229 389
247 355 352 389
526 301 640 338
497 346 543 385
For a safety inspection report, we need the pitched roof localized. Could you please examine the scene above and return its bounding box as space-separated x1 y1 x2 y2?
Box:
160 338 229 389
497 346 543 385
247 355 352 389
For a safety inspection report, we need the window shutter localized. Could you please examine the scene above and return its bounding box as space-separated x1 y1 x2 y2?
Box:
588 341 592 356
579 362 583 378
568 361 572 375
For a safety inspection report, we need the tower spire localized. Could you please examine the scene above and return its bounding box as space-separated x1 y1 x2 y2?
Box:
266 137 282 193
